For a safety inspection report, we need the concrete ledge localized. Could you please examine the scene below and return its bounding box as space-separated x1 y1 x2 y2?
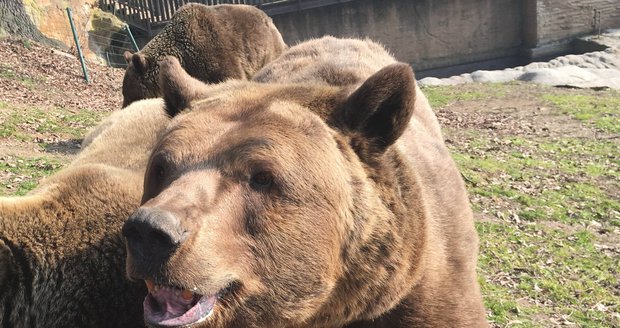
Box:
524 36 611 63
523 41 575 61
416 55 525 79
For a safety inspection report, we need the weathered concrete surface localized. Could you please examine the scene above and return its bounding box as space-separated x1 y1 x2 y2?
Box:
419 29 620 90
524 0 620 59
272 0 620 73
536 0 620 45
271 0 524 72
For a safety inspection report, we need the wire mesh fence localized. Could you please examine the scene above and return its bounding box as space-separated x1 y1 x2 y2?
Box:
88 25 139 68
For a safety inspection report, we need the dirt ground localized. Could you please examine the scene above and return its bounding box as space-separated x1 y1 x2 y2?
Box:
0 37 123 160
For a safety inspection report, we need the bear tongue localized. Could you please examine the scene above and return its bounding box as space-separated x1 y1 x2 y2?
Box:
150 288 195 318
144 287 217 327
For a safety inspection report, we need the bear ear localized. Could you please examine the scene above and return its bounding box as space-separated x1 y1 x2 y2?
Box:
343 63 416 152
131 53 149 75
0 240 15 293
123 51 133 63
158 56 210 117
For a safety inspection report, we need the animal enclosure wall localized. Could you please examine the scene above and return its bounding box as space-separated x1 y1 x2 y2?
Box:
270 0 620 74
271 0 524 72
535 0 620 44
524 0 620 57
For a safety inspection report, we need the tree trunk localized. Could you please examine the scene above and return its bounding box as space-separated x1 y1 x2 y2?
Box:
0 0 64 48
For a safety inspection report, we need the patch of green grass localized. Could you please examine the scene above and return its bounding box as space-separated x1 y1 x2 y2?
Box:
0 64 42 89
477 222 619 327
0 156 64 196
422 83 506 108
21 39 32 50
60 110 108 137
543 93 620 133
521 183 620 226
451 134 619 226
0 104 107 142
0 64 17 79
433 83 619 326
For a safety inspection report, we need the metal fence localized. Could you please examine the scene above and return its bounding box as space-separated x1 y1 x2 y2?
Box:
88 24 140 68
99 0 355 36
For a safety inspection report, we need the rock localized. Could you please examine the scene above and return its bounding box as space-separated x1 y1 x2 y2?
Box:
517 68 571 85
470 70 522 83
418 77 445 86
590 68 620 79
555 65 601 81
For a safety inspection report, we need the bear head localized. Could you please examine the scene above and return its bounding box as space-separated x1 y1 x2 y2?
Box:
123 51 160 108
122 57 418 328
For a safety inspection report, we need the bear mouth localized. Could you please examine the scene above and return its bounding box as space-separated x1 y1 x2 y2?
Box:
143 279 217 327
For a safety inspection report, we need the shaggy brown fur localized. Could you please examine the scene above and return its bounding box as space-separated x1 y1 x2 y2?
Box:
123 37 487 328
0 99 171 327
253 36 395 87
121 3 287 107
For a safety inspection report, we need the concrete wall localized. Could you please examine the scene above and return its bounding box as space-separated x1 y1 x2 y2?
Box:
525 0 620 57
271 0 524 72
270 0 620 75
536 0 620 45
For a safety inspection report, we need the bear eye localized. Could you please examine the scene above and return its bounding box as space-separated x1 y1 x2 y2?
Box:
142 157 170 203
154 163 165 179
250 171 274 190
149 159 165 180
148 153 171 183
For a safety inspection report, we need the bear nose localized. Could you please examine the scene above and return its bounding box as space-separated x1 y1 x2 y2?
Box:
122 208 187 264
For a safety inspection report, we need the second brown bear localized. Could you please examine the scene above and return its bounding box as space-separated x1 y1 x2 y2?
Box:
122 3 287 107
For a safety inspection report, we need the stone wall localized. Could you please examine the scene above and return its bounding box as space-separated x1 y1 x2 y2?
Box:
24 0 97 56
22 0 129 62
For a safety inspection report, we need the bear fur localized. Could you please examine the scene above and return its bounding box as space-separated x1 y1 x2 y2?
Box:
121 3 287 107
0 99 171 327
122 37 488 328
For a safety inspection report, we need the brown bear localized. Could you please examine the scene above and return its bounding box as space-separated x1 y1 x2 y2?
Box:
0 99 171 327
121 3 287 107
122 37 488 328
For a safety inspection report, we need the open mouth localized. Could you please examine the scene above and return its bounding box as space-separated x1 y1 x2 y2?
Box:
143 279 217 327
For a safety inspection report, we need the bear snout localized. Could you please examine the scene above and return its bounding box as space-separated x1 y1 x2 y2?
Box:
123 207 188 273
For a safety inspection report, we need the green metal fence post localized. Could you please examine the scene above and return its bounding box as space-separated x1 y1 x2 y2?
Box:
66 7 90 83
125 25 140 52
